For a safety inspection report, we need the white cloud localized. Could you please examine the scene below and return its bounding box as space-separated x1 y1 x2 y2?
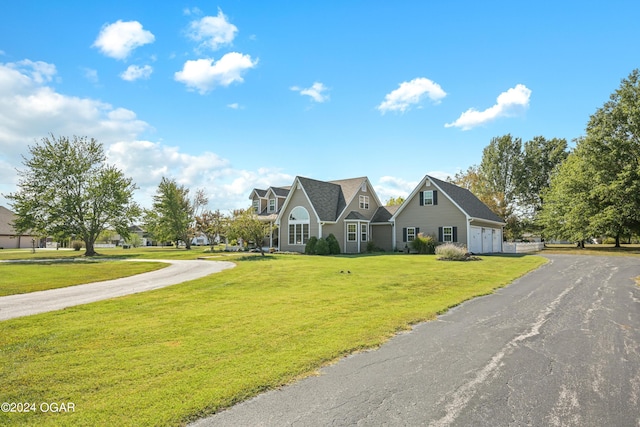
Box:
227 103 241 109
291 82 330 103
445 84 532 130
120 65 153 81
0 58 290 211
187 9 238 51
174 52 258 94
93 20 155 60
377 77 447 114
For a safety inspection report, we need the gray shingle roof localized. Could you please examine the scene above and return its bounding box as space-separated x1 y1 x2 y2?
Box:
271 186 290 197
428 175 504 223
371 205 400 222
297 176 366 222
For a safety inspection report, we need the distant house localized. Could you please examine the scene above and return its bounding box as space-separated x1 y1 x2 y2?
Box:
0 206 41 249
249 175 505 254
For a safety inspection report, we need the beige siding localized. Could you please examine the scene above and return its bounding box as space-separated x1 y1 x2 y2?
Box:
335 182 381 254
371 224 393 251
0 235 33 249
279 187 319 253
321 222 343 252
394 185 468 250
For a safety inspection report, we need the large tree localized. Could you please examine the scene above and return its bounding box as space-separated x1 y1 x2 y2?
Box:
479 134 523 210
7 134 140 256
228 208 271 256
540 69 640 246
146 178 206 249
519 136 569 217
195 209 229 250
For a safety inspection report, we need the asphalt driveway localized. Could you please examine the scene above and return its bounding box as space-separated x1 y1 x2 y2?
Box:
0 259 235 321
191 254 640 427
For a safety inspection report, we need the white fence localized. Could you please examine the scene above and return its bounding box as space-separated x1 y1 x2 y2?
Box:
502 242 545 254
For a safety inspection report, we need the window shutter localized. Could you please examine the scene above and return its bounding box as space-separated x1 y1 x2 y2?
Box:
453 226 458 242
438 227 443 242
403 227 407 242
416 227 420 236
433 190 438 205
419 191 424 206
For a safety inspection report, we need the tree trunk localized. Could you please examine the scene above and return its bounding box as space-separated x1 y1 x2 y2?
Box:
85 239 97 256
615 233 621 248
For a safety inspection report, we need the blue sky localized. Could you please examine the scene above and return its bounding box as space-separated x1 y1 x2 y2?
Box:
1 1 639 211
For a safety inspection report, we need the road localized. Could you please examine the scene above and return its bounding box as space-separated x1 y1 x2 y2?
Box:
192 254 640 427
0 259 235 321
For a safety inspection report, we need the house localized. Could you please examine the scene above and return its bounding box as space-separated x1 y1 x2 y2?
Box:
0 205 41 249
249 174 505 254
249 185 291 247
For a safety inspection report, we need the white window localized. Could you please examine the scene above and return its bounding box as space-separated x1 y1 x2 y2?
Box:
443 226 453 242
361 224 368 242
423 191 434 206
288 206 310 245
269 198 276 212
347 223 357 242
361 182 367 192
407 227 416 242
252 199 259 212
359 195 369 209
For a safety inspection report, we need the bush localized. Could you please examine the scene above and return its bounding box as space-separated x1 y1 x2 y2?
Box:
305 236 318 255
435 243 470 261
315 238 330 255
71 240 84 251
410 233 437 254
326 234 341 254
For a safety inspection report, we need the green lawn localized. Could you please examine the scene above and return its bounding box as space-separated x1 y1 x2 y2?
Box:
543 243 640 257
0 253 545 426
0 246 225 261
0 261 168 296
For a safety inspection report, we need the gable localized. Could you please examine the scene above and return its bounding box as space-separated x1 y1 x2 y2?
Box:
391 175 504 224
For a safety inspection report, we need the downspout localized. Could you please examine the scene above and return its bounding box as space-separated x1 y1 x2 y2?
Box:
391 220 396 252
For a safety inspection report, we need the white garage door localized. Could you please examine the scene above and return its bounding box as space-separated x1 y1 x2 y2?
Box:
482 228 493 253
469 226 482 254
492 228 502 253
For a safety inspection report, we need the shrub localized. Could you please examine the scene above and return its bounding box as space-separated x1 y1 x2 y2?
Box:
326 234 341 254
435 243 469 261
305 236 318 255
410 233 437 254
71 240 84 251
315 238 330 255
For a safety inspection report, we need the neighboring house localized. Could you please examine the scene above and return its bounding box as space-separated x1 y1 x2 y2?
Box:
250 174 505 254
0 205 41 249
249 185 290 248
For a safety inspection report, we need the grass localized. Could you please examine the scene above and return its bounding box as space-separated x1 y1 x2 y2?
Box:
0 246 227 261
0 253 545 426
0 261 168 296
543 243 640 257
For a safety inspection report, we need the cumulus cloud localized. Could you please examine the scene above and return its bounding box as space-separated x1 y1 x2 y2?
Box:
93 20 155 60
187 9 238 51
377 77 446 114
120 64 153 81
0 58 290 211
291 82 330 103
174 52 258 94
445 84 532 130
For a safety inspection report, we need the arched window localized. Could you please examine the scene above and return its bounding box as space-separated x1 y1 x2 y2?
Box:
288 206 310 245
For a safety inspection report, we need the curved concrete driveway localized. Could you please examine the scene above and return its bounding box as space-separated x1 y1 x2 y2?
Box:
0 259 235 321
